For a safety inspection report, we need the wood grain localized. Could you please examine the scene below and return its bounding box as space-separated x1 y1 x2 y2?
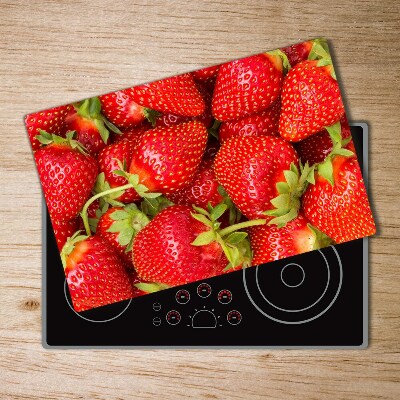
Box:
0 1 399 399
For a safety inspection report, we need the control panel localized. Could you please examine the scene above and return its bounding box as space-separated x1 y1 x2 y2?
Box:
152 282 242 328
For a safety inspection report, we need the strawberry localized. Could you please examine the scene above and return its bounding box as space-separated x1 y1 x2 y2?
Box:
53 217 80 251
279 59 344 142
96 139 141 204
295 115 353 165
302 127 376 243
129 120 208 194
192 65 220 83
133 204 265 286
218 100 280 143
64 97 120 156
212 52 284 121
127 73 205 117
249 212 331 264
96 204 149 267
99 90 159 129
35 131 98 222
281 41 312 67
112 123 150 143
61 233 134 312
214 135 312 222
25 105 69 151
166 157 223 209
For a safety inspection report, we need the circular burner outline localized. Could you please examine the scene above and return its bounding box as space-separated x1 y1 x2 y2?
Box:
255 252 330 313
244 246 343 324
280 263 306 288
64 280 132 323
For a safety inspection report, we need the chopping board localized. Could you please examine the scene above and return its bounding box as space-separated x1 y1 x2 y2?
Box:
0 1 399 399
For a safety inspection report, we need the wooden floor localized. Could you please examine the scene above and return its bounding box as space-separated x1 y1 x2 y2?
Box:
0 1 399 399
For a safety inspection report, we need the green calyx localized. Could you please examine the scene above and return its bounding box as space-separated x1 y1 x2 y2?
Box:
76 97 122 143
266 49 291 74
106 204 150 253
88 201 109 233
217 185 242 225
140 196 174 218
190 202 266 270
308 224 334 250
36 130 89 155
142 107 161 127
265 162 315 227
317 121 354 186
60 231 88 270
208 120 222 139
308 38 337 80
134 282 170 293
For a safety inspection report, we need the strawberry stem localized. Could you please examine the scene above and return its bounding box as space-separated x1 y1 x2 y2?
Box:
81 183 133 235
218 219 266 237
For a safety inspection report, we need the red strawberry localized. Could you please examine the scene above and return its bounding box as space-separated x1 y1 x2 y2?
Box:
133 204 264 286
281 41 312 67
249 212 331 264
112 123 150 144
129 120 208 194
97 139 141 204
64 97 120 156
218 100 280 143
99 90 159 129
192 65 220 82
295 115 353 165
212 53 283 121
214 135 302 221
62 234 134 312
127 73 205 117
53 217 80 251
25 105 69 151
126 269 148 298
35 132 98 222
166 158 223 209
97 204 149 267
279 60 345 142
302 154 376 243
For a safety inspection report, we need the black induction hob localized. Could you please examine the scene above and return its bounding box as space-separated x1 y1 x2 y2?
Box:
43 123 369 348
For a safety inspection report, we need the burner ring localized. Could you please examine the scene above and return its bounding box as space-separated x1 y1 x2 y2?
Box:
63 280 132 323
280 263 305 288
243 246 343 325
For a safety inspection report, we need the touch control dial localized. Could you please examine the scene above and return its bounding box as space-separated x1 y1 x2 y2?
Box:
197 283 212 298
175 289 190 304
218 289 232 304
227 310 242 325
166 310 181 325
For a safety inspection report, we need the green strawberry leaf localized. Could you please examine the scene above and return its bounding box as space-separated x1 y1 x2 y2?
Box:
118 226 135 246
110 210 130 220
103 118 122 134
318 158 334 185
225 232 247 245
190 213 213 228
192 205 210 217
142 107 161 127
210 203 227 221
94 118 109 144
89 97 102 116
134 282 170 293
191 230 216 246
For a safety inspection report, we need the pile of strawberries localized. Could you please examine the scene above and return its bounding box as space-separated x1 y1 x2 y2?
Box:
26 38 376 312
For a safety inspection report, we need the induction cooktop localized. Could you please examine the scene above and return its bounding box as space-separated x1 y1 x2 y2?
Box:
43 123 369 348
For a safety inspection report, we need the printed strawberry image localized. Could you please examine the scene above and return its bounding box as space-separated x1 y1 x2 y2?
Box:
279 42 344 142
35 131 98 222
218 100 280 143
96 204 149 267
133 204 265 286
192 65 220 83
212 52 286 121
61 233 134 312
64 97 121 156
302 123 376 243
25 105 69 151
281 40 313 67
127 73 205 117
53 217 80 251
249 212 331 264
214 135 313 223
129 120 208 193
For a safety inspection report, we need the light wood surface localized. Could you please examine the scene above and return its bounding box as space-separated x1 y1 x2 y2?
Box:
0 1 399 399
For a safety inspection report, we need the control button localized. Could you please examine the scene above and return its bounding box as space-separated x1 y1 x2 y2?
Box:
197 283 212 298
175 289 190 304
153 302 161 311
218 289 232 304
166 310 181 325
153 317 161 326
227 310 242 325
